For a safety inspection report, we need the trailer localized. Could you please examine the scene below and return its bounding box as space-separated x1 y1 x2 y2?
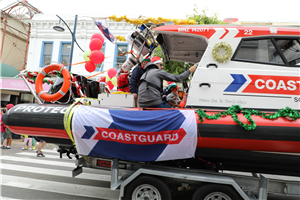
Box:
73 156 300 200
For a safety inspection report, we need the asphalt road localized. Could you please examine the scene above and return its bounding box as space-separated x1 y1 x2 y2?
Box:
1 139 119 200
1 139 299 200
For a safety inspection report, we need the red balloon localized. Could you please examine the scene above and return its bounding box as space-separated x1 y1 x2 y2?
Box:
85 61 96 72
89 38 103 51
91 33 104 44
108 68 117 79
107 80 114 90
89 50 105 64
100 76 106 82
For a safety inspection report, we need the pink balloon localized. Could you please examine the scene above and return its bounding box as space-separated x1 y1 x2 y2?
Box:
91 33 104 44
100 76 106 82
89 38 103 51
85 61 96 72
107 81 114 90
108 68 117 79
89 50 105 64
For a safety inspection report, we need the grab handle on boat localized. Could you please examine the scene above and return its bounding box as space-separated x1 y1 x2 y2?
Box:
199 83 211 87
206 63 218 68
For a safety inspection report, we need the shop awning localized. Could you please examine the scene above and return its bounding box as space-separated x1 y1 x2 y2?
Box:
0 63 19 77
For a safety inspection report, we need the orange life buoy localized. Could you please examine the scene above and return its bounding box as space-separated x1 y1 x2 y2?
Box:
35 64 71 102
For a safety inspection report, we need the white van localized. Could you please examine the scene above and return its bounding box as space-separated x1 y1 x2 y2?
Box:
154 25 300 110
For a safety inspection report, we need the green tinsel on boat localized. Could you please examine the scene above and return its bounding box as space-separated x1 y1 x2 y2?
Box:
197 105 300 131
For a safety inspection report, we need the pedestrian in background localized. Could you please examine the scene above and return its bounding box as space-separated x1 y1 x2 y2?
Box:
22 135 33 150
2 104 14 149
36 139 46 157
24 137 36 150
1 108 6 148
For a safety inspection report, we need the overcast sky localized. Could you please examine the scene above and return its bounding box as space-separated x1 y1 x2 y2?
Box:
1 0 299 23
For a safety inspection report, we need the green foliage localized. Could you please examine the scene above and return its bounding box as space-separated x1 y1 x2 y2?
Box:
186 5 227 25
153 46 190 76
153 5 226 78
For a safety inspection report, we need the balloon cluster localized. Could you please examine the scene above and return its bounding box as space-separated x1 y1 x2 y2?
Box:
83 33 105 72
105 68 118 90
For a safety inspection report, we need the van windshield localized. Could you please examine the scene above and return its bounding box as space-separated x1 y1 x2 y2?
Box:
234 38 300 66
275 39 300 66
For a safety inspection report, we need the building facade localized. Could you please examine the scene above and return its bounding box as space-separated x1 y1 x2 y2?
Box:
1 0 42 107
27 14 136 77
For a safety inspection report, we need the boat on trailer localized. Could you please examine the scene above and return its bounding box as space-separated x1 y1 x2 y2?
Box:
3 24 300 177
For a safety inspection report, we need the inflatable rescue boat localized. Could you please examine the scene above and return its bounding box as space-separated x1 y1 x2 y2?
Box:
3 103 300 176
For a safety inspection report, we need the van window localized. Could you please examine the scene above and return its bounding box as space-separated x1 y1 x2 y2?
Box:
234 39 284 64
274 39 300 66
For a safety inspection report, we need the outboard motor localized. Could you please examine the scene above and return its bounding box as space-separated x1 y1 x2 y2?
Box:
88 80 101 98
48 74 92 103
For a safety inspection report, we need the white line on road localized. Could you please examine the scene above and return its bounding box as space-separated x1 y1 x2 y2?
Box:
16 152 75 160
1 155 76 167
0 163 111 182
1 175 119 200
0 197 23 200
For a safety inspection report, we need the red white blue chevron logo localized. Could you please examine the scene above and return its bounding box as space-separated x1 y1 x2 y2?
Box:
224 74 247 92
224 74 300 95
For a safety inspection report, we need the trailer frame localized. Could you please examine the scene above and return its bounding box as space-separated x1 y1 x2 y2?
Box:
74 156 300 200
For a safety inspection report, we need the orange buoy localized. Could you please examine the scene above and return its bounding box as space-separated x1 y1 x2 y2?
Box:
35 64 71 102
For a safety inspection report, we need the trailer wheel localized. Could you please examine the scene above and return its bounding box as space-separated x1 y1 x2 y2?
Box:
192 184 242 200
123 175 171 200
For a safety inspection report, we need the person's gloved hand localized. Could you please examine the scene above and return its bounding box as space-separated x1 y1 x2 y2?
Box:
116 70 122 78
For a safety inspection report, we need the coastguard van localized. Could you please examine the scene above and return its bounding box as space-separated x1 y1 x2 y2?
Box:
154 25 300 110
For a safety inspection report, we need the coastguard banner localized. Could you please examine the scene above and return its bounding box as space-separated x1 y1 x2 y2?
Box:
72 106 197 162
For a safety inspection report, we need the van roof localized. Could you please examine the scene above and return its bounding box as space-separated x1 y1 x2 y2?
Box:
154 25 300 63
154 25 300 40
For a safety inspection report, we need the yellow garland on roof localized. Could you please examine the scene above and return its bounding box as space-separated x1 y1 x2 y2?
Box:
108 15 196 25
116 35 126 42
116 36 157 43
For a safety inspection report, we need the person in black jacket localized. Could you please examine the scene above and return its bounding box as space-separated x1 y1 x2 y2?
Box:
129 57 150 101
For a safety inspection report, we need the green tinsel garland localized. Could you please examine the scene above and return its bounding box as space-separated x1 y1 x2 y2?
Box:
26 71 62 85
197 105 300 131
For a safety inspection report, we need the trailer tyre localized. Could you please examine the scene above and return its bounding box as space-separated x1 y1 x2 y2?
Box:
192 184 242 200
123 175 171 200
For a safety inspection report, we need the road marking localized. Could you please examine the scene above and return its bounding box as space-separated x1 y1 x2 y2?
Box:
16 151 74 160
0 197 23 200
30 149 60 153
18 149 57 153
1 175 119 200
1 155 76 167
0 163 111 182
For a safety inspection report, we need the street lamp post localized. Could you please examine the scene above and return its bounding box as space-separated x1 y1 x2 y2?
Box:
53 15 83 72
68 15 77 72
